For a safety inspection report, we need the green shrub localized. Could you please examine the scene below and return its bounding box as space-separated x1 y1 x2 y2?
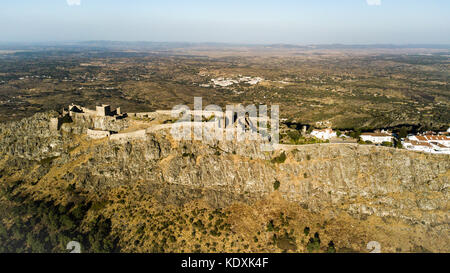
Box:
273 180 281 190
266 220 275 232
287 130 301 143
327 241 336 253
303 227 310 236
306 232 321 253
271 152 287 164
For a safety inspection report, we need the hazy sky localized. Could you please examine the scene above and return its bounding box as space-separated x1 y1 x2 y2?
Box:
1 0 449 44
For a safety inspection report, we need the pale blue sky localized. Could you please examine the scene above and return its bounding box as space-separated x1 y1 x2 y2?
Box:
1 0 449 44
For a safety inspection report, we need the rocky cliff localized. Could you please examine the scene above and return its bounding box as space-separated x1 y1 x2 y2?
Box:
0 112 448 253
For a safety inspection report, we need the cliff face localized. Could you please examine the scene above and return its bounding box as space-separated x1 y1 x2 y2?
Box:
0 112 448 252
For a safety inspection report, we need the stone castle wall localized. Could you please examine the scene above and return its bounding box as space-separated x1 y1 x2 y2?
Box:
87 129 111 139
110 130 147 141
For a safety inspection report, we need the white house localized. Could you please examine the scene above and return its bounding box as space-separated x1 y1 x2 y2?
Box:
360 132 393 144
431 143 450 154
402 141 434 153
311 128 336 140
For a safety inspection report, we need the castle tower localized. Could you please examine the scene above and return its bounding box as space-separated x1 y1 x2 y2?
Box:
96 105 111 116
50 117 61 131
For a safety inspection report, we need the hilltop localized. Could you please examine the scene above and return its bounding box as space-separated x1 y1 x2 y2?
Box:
0 111 448 253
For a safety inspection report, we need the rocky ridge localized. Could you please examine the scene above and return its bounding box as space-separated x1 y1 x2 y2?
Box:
0 112 448 252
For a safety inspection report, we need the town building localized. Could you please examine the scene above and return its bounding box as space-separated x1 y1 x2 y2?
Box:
311 128 337 140
360 132 393 144
402 140 450 154
407 135 450 146
403 134 450 154
402 141 434 153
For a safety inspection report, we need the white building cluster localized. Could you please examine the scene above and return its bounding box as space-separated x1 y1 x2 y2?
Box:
308 126 450 155
211 78 238 87
210 76 264 88
238 76 264 85
402 134 450 154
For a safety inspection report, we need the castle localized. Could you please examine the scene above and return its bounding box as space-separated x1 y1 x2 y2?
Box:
50 103 126 134
50 103 275 143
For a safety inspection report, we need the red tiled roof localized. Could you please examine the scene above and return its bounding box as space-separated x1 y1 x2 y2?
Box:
423 135 449 141
407 140 433 147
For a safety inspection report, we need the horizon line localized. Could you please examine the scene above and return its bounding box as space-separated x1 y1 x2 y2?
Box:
0 40 449 48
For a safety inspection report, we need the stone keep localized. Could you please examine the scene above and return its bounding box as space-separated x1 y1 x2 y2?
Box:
96 105 111 116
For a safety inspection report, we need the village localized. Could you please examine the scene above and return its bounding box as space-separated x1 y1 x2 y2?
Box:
201 76 265 88
308 127 450 154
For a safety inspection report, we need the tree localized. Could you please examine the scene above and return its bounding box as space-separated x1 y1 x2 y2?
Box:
287 130 300 143
398 127 409 139
350 129 361 139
